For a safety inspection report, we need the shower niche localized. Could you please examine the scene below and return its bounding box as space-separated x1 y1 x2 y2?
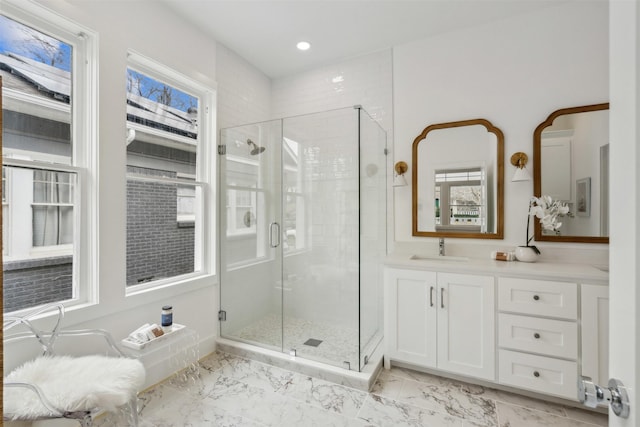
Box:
219 106 387 372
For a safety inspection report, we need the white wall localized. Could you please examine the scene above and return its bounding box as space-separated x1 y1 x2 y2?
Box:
393 1 609 258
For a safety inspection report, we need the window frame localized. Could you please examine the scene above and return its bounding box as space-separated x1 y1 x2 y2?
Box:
1 1 99 313
125 50 216 295
434 167 485 231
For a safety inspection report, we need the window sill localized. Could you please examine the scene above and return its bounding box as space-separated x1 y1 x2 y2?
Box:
125 273 216 299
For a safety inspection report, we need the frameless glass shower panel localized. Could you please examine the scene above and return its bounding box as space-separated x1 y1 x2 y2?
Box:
219 120 283 351
358 109 387 370
282 108 360 369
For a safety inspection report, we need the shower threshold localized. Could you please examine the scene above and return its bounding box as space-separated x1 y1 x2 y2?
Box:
215 337 383 391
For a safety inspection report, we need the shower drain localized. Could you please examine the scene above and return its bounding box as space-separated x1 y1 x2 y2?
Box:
303 338 323 347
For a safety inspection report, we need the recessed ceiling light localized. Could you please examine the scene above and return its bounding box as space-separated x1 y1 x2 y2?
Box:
296 41 311 51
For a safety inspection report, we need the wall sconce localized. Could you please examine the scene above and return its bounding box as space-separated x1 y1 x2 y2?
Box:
393 161 408 187
510 152 531 182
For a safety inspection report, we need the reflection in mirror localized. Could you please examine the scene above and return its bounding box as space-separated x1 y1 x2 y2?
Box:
533 103 609 243
412 119 504 239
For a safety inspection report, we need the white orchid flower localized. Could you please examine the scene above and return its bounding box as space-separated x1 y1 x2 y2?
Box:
525 195 570 245
529 205 545 218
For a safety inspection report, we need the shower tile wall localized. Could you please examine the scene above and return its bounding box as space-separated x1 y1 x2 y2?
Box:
282 110 360 327
272 50 395 314
271 49 393 133
216 43 272 129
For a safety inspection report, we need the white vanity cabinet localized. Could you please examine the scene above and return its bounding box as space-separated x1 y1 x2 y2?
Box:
497 277 579 399
383 255 609 403
384 267 495 381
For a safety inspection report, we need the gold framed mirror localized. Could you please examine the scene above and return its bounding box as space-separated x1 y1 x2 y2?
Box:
412 118 504 239
533 103 609 243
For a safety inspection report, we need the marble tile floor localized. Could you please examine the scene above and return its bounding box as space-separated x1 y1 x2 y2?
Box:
96 351 608 427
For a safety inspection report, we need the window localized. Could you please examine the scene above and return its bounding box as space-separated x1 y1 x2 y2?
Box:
32 170 74 247
226 180 261 237
224 166 266 264
283 137 307 252
1 4 97 313
435 168 485 231
125 52 213 289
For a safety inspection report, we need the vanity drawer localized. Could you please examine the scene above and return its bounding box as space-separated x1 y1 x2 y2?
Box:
498 349 578 400
498 277 577 319
498 313 577 359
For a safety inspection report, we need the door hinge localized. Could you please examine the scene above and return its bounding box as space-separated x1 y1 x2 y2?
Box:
218 145 226 155
218 310 227 321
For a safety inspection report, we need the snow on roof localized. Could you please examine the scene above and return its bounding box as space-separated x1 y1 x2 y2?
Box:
127 92 197 139
1 51 197 139
0 52 70 101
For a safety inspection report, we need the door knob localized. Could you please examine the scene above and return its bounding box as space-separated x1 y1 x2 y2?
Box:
578 376 630 418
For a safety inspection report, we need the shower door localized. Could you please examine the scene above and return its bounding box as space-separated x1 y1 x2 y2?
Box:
219 120 284 352
280 109 361 369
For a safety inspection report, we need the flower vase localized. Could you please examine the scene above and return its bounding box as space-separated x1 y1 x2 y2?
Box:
515 246 539 263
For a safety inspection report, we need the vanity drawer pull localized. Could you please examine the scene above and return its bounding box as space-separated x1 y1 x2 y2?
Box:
430 286 434 307
498 278 577 319
498 313 578 359
499 350 578 399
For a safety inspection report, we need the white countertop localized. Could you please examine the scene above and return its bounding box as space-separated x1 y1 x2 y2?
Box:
384 252 609 285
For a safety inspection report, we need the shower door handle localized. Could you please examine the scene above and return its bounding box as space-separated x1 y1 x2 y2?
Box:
269 222 281 248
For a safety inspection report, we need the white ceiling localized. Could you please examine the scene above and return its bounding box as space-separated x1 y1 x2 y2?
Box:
163 0 566 79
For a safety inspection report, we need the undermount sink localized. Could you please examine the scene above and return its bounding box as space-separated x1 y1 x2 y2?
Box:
410 254 470 262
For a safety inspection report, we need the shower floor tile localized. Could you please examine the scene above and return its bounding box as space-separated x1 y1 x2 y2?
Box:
228 313 365 367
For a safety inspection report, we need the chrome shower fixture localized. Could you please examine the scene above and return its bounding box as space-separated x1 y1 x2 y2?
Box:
247 139 266 155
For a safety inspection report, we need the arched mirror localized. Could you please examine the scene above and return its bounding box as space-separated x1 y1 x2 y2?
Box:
412 118 504 239
533 103 609 243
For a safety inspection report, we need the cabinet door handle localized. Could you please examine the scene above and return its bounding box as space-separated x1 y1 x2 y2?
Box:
534 332 541 339
533 295 540 301
429 286 434 307
441 287 445 308
533 370 541 378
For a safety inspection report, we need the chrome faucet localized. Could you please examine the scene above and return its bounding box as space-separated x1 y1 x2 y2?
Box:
439 238 445 256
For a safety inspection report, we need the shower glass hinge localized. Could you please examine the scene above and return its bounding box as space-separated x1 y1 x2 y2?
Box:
353 104 362 110
364 355 369 365
289 348 297 357
218 145 226 155
384 148 389 155
218 310 227 321
343 361 351 370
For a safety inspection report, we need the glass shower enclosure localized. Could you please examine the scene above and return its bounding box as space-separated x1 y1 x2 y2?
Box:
219 106 386 371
